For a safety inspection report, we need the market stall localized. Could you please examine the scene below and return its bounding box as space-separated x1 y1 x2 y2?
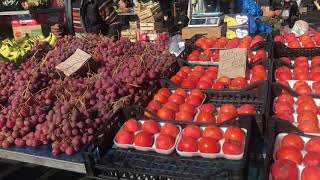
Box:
0 0 319 179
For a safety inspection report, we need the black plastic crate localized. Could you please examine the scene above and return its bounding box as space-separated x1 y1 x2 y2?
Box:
165 58 273 88
82 108 253 180
265 82 320 146
273 42 320 58
263 116 316 180
178 33 273 63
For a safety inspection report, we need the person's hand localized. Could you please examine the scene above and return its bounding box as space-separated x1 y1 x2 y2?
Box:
51 24 64 38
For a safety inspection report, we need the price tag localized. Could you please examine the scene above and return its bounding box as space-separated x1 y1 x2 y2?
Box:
218 48 247 78
56 49 91 76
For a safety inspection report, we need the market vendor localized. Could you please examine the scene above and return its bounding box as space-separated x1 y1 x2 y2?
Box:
51 0 122 40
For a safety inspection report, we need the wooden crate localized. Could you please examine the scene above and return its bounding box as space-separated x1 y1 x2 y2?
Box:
140 12 163 22
129 21 138 29
137 3 160 20
140 22 162 31
121 29 137 36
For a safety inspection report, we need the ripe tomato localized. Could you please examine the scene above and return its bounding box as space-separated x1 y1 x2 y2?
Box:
297 101 318 114
191 70 204 78
175 111 194 122
180 66 192 74
238 104 256 114
178 136 198 152
190 89 205 100
188 53 199 61
295 84 312 95
229 77 248 90
274 101 293 114
181 80 196 88
176 71 188 79
183 125 202 139
195 112 215 123
303 152 320 166
216 113 235 124
157 88 171 98
293 80 309 90
293 67 308 77
297 96 315 106
134 131 154 147
311 56 320 67
271 159 299 180
217 76 231 86
202 126 223 140
171 75 183 84
295 56 309 69
251 35 264 47
153 93 168 104
301 166 320 180
281 134 304 150
155 134 175 150
199 76 213 85
219 104 238 116
276 146 303 164
194 66 205 73
224 126 245 143
147 100 162 111
204 71 217 80
185 95 202 107
212 82 225 90
222 141 242 155
179 103 196 115
275 66 292 81
168 94 185 105
276 94 294 106
163 102 179 113
274 35 286 43
306 137 320 153
142 120 160 134
288 41 301 48
160 123 179 138
297 111 318 124
157 108 175 120
174 88 187 98
298 121 320 133
199 103 215 113
123 118 141 132
115 130 134 144
198 137 220 153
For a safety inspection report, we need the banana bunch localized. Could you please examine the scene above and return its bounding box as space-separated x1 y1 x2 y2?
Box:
0 33 56 62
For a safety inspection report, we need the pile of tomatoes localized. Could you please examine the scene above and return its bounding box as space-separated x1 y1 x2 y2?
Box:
274 33 320 48
275 56 320 95
187 35 268 62
170 65 267 90
274 94 320 133
271 133 320 180
115 119 181 153
145 87 257 123
177 125 246 157
187 35 267 63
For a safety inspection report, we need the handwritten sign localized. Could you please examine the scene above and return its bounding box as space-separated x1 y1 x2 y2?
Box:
56 49 91 76
218 48 247 78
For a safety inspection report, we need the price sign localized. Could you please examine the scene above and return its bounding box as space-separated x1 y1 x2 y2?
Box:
218 48 247 78
56 49 91 76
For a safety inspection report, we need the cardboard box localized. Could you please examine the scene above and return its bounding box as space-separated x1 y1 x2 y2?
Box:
182 24 226 39
226 25 249 39
224 13 249 27
11 20 42 40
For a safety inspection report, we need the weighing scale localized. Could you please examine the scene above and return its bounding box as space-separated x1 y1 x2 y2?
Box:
187 0 223 27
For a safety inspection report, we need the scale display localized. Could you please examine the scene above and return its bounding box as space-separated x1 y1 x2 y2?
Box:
188 17 221 27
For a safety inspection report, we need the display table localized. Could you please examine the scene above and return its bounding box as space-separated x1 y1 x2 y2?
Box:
0 145 86 173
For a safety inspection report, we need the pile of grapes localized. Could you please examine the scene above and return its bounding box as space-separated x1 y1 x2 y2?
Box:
0 35 175 155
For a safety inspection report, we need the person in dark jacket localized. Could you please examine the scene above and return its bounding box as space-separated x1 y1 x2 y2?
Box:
51 0 122 39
